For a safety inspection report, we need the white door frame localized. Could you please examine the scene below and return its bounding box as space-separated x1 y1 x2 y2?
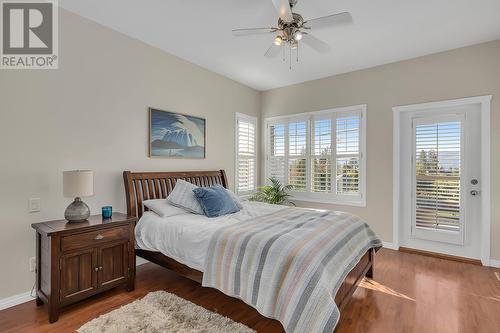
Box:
393 95 492 265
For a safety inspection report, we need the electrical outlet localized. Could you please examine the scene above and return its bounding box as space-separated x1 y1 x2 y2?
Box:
28 198 41 213
29 257 36 272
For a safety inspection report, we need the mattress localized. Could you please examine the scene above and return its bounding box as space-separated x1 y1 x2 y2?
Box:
135 201 287 271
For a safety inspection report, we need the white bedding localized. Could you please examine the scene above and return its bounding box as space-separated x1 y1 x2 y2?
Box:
135 201 287 271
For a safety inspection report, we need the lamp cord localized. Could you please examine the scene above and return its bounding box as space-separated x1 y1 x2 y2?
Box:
30 268 37 298
30 280 36 298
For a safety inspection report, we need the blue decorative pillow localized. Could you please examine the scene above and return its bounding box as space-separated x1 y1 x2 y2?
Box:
192 185 240 217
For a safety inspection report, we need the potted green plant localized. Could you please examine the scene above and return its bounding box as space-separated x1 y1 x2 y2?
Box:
249 177 295 206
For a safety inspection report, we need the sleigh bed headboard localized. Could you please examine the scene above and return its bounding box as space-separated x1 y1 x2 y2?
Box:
123 170 228 218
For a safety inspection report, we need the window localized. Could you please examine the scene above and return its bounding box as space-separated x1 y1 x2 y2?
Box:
268 123 286 182
312 118 332 193
288 120 308 191
265 105 366 206
336 115 360 195
236 113 257 195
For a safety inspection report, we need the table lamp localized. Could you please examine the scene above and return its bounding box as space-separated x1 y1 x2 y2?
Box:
63 170 94 223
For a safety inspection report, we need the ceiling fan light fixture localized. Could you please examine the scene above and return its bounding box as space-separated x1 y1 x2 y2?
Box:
232 0 350 68
293 30 303 41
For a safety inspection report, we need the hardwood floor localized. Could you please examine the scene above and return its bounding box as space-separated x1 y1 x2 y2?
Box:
0 248 499 333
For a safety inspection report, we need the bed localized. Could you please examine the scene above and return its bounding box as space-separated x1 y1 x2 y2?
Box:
123 170 380 332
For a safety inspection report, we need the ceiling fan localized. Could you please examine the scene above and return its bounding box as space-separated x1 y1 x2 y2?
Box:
232 0 352 68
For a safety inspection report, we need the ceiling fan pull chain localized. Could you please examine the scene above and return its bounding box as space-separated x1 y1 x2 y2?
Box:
297 43 299 62
289 44 292 70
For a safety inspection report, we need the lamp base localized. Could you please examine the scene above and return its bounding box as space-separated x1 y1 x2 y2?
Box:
65 197 90 223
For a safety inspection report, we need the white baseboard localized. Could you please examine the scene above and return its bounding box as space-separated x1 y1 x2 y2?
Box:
381 244 500 268
490 259 500 268
382 241 399 250
0 292 33 311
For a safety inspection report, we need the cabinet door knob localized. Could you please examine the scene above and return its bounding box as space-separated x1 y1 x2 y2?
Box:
99 266 103 271
94 234 104 240
94 267 99 272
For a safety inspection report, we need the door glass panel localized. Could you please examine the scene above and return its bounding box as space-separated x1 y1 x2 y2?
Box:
414 121 461 233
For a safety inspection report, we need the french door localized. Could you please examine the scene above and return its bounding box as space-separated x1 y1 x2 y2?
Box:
399 103 482 259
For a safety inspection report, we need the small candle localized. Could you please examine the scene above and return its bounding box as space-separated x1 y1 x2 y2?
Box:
102 206 112 219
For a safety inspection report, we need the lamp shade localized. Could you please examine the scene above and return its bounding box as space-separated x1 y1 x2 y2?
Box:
63 170 94 198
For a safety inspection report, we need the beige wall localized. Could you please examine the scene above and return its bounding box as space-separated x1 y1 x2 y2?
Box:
261 40 500 261
0 10 260 299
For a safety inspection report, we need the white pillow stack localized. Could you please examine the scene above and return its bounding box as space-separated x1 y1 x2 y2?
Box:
143 179 244 218
166 179 205 215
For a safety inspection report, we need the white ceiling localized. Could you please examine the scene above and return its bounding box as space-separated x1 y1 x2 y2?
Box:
60 0 500 91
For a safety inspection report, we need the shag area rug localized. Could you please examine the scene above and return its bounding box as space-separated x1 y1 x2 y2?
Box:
78 291 255 333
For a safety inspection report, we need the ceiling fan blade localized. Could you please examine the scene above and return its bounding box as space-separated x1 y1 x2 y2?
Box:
301 33 331 53
232 28 276 36
271 0 294 22
305 12 352 30
264 44 282 58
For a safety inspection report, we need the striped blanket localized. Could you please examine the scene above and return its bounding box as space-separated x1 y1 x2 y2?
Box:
202 207 382 333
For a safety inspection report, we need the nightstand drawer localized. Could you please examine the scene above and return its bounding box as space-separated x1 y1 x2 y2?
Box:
61 226 129 252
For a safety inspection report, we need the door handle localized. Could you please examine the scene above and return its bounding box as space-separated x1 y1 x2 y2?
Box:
470 190 480 196
94 234 104 240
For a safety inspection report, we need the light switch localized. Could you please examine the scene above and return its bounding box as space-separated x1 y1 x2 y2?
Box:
29 198 41 213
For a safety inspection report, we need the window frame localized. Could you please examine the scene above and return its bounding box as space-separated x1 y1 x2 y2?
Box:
235 112 258 196
265 105 367 207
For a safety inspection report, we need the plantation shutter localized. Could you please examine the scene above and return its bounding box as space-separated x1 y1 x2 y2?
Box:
236 115 256 194
288 120 308 192
335 114 361 195
268 123 286 183
414 120 461 233
265 105 366 205
311 118 332 192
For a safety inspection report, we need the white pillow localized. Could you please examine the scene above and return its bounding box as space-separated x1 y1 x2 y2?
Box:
226 189 244 209
167 179 204 215
143 199 188 218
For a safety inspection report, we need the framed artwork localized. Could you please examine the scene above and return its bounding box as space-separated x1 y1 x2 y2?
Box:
149 108 206 158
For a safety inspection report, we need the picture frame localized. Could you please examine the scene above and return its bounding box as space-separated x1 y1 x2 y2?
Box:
149 108 206 159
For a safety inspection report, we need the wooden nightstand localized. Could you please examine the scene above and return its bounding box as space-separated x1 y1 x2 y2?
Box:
31 213 137 323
